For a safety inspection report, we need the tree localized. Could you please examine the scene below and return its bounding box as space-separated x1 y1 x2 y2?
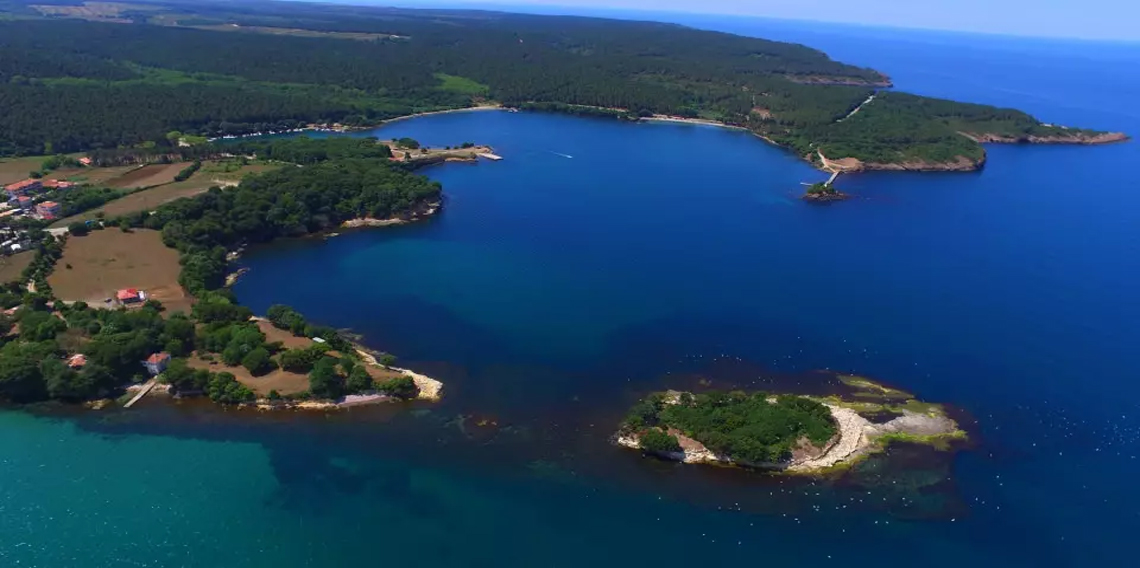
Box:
345 365 372 393
43 358 102 400
206 371 254 404
68 222 89 236
221 343 244 366
639 429 682 454
241 347 275 376
279 347 324 373
18 310 67 342
376 375 417 399
308 357 343 399
0 346 46 401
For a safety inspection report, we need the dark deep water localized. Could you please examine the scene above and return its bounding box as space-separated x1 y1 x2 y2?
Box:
5 20 1140 568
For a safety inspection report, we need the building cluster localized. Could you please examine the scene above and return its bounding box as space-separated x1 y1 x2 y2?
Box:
3 178 74 221
0 226 33 256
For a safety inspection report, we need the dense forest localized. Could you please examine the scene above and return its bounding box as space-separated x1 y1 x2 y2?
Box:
0 0 1098 166
623 390 837 463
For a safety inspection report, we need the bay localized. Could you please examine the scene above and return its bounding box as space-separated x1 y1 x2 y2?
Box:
4 18 1139 568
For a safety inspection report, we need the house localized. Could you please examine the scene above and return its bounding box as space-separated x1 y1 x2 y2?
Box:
16 196 32 210
78 157 93 166
35 201 62 220
42 179 75 191
116 288 145 304
5 179 41 197
67 354 87 369
144 352 171 375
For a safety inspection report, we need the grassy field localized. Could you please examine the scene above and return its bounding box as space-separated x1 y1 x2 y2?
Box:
0 156 47 185
104 162 190 189
50 165 142 186
51 161 280 227
47 229 191 313
0 251 33 284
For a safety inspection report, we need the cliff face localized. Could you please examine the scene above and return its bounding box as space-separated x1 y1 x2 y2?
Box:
960 131 1129 145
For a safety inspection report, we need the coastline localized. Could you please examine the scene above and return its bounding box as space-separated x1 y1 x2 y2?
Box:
379 104 503 126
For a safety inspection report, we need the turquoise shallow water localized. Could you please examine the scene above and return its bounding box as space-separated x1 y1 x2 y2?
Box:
5 19 1140 568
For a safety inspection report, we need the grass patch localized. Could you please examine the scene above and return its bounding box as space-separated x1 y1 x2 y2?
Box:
839 375 913 400
0 251 34 284
435 73 490 96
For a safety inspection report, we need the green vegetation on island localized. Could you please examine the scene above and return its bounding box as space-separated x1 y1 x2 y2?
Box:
619 378 967 473
622 390 837 464
0 1 1120 170
803 182 848 202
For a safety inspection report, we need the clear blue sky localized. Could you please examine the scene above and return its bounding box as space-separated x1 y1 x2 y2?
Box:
368 0 1139 41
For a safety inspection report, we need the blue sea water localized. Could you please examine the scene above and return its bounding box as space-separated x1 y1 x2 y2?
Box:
4 18 1140 568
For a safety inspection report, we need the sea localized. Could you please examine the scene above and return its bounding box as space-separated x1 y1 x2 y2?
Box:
4 16 1139 568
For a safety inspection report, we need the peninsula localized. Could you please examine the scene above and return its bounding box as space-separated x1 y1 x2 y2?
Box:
0 137 459 409
0 0 1125 173
616 376 966 474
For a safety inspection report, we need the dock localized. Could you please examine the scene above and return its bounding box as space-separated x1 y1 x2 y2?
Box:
123 378 158 408
476 153 503 161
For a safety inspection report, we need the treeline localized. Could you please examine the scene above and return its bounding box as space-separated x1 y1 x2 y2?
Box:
0 8 880 156
0 3 1081 165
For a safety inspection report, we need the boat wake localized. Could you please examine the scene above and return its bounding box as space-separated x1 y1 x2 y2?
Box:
549 151 574 159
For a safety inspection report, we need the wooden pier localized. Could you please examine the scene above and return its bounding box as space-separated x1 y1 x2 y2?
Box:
123 379 158 408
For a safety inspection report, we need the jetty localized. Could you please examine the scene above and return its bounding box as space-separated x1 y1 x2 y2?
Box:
123 379 158 408
476 152 503 161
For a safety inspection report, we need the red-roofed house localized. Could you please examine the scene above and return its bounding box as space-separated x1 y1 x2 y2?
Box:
67 354 87 369
36 201 62 220
144 352 171 375
116 288 144 304
42 179 75 190
16 196 32 210
79 157 93 166
5 179 41 197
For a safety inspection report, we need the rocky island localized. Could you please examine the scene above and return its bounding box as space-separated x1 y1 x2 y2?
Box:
802 182 849 203
615 376 966 474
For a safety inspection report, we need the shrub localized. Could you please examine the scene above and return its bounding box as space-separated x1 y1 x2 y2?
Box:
377 375 417 399
639 429 682 454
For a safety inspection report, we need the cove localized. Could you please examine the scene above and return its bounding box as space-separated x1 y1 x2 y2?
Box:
5 22 1140 568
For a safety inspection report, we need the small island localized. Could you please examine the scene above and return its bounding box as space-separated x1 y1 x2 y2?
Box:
802 182 849 203
615 376 966 474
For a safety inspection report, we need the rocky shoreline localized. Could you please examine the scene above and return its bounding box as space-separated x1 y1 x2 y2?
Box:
341 200 442 229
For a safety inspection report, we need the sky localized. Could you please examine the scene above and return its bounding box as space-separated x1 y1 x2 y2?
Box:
358 0 1139 41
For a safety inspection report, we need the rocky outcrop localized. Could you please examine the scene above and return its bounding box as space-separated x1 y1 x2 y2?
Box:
802 189 849 203
341 200 441 228
960 131 1129 145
